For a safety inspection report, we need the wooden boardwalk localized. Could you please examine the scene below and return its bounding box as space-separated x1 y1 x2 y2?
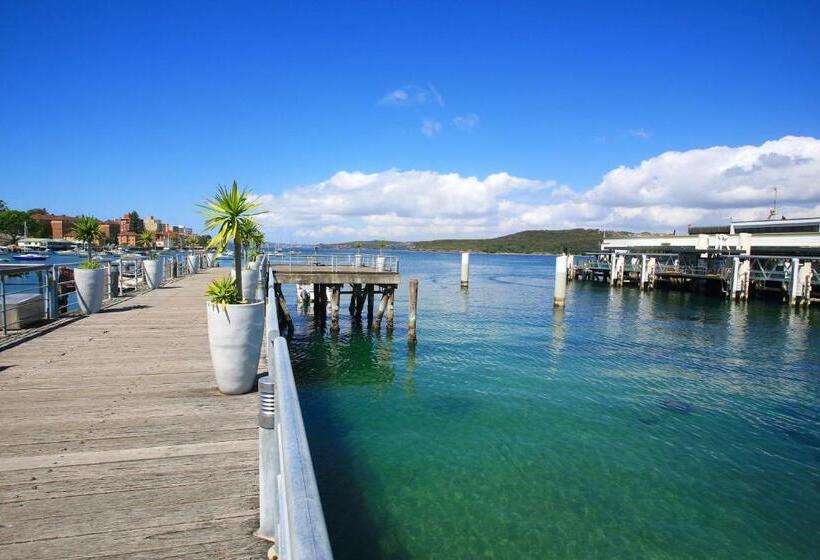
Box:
0 268 268 559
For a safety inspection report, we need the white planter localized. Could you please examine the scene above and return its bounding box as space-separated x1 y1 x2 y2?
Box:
206 301 264 394
231 268 260 301
143 259 163 289
74 267 105 315
187 254 199 273
376 256 385 271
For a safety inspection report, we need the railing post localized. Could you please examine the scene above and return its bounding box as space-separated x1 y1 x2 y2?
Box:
258 372 278 541
1 275 7 336
48 266 59 319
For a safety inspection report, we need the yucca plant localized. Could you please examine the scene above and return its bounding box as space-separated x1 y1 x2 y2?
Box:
240 220 265 267
139 231 156 258
205 275 242 308
72 215 102 263
199 181 264 298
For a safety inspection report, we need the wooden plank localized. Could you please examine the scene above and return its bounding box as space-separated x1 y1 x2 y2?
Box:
0 269 264 558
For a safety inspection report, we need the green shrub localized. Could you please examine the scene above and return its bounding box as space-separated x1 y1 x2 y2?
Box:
79 260 101 270
205 276 242 307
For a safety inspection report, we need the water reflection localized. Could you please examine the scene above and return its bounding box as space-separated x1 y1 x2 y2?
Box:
291 330 395 386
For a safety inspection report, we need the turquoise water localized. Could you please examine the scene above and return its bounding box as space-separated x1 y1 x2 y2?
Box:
289 251 819 559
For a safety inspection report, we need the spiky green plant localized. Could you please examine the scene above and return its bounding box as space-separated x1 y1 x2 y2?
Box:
205 275 242 308
240 220 265 267
198 181 264 297
72 215 102 264
79 260 101 270
139 231 156 259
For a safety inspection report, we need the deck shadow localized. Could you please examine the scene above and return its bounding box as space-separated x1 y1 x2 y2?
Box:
100 304 151 313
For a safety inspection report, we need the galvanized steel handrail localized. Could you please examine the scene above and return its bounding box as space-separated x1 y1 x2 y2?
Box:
259 269 333 560
267 253 399 273
1 251 210 337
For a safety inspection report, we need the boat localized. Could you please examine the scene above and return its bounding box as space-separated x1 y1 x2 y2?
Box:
12 253 48 261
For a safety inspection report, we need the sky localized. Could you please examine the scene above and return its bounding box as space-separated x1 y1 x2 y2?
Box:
1 0 819 241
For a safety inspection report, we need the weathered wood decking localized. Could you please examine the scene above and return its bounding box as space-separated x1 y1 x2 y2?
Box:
0 268 268 559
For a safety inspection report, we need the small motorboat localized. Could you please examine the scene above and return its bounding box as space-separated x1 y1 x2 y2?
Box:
12 253 48 261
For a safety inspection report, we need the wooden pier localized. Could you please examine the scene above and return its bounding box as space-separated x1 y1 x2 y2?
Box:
0 268 268 559
269 254 401 334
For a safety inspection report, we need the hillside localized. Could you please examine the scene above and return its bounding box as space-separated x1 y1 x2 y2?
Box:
320 228 652 254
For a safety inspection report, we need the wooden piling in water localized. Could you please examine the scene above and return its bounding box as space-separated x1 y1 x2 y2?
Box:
331 285 341 332
386 286 395 331
374 289 388 331
366 284 374 327
408 279 418 344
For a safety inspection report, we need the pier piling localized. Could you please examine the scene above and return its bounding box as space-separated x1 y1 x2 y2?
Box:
331 285 341 331
374 289 388 331
408 279 418 344
554 255 568 307
460 252 470 289
386 286 395 331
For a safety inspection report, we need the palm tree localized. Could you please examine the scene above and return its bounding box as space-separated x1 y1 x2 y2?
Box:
139 231 155 258
199 181 263 297
72 216 102 262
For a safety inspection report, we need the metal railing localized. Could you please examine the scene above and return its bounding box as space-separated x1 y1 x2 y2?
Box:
267 253 399 273
258 269 333 559
1 251 212 338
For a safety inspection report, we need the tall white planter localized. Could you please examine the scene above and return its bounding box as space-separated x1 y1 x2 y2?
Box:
143 259 163 289
187 254 199 274
74 267 105 315
244 268 261 301
206 301 264 394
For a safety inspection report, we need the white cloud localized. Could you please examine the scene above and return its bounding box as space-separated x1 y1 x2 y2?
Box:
257 136 820 241
452 113 480 131
420 119 442 138
378 84 445 107
628 128 652 139
379 89 409 105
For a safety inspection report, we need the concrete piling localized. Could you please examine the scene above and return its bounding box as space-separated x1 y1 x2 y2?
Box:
554 255 568 307
460 252 470 288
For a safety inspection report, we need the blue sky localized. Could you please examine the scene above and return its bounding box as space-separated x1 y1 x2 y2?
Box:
2 1 819 240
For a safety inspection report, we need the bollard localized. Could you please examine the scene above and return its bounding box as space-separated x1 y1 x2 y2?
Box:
460 252 470 288
554 255 568 307
258 374 277 541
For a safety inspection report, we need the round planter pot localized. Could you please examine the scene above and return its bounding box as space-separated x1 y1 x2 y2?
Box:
74 267 105 315
187 254 199 273
206 300 265 394
143 259 163 289
243 268 261 301
376 256 385 271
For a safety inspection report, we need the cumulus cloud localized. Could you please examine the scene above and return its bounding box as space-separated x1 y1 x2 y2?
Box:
257 136 820 241
452 113 480 131
420 119 442 138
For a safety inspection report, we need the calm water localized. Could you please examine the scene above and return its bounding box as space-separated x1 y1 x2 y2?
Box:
283 251 819 559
